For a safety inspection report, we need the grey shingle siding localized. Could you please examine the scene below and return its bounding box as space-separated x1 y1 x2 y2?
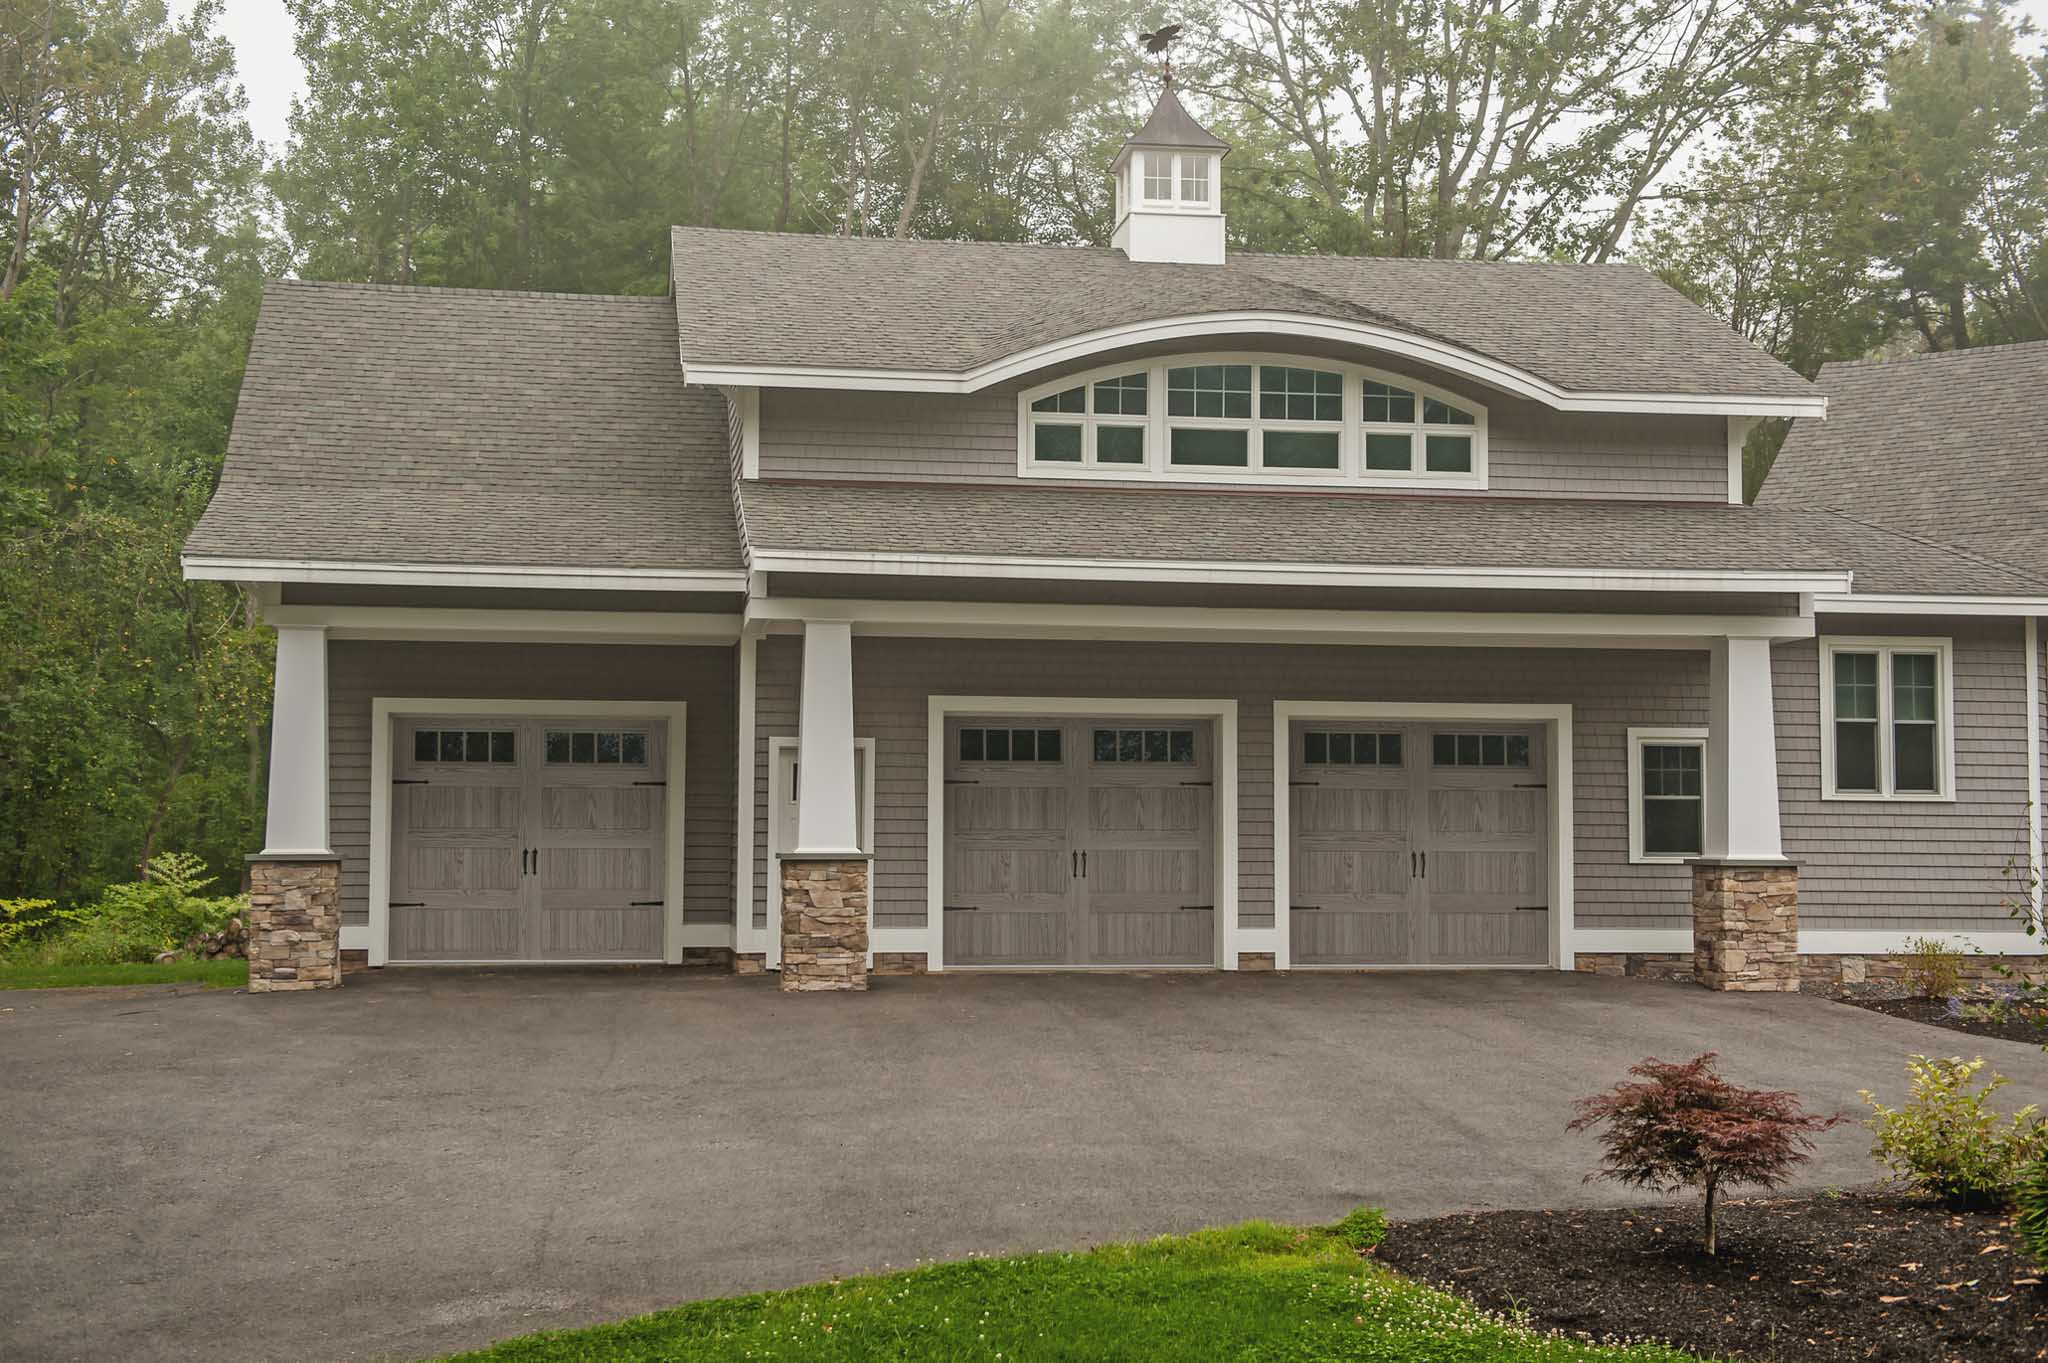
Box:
759 387 1730 502
672 227 1814 400
1775 619 2034 934
327 641 738 930
187 281 742 572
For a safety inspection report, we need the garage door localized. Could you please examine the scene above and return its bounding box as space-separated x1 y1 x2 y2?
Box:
943 718 1215 967
390 716 667 962
1289 723 1548 965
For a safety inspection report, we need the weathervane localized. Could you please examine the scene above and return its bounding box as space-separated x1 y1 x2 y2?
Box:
1139 22 1183 86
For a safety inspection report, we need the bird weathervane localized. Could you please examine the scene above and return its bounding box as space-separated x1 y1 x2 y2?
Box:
1139 22 1183 85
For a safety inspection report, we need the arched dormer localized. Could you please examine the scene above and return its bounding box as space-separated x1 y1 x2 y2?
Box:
1016 353 1488 490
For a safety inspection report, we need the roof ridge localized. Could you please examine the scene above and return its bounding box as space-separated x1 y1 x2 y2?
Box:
1236 251 1643 271
1821 337 2048 373
270 278 666 304
1818 507 2048 591
667 224 1107 253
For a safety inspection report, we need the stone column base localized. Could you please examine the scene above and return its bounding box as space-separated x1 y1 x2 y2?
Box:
1692 861 1799 992
780 859 870 992
1237 952 1277 971
874 952 928 976
247 857 341 992
734 952 768 976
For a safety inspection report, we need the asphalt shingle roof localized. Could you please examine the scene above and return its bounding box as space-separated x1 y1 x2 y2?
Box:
737 479 2044 596
1121 85 1230 152
186 281 742 572
1761 340 2048 584
669 227 1815 400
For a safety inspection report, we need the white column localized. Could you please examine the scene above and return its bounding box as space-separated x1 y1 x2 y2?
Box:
733 630 760 953
1704 635 1786 862
259 624 331 857
793 620 862 857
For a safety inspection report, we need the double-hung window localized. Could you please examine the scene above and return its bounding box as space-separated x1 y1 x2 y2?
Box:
1136 151 1214 209
1628 728 1706 864
1820 638 1953 799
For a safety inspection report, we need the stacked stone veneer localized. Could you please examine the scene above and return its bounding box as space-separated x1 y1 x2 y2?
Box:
780 859 870 992
247 858 341 992
1691 861 1800 992
1237 952 1277 971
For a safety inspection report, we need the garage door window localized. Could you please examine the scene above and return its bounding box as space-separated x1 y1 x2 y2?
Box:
1302 730 1403 765
414 729 516 763
544 729 648 765
960 727 1062 762
1093 727 1196 763
1431 732 1530 768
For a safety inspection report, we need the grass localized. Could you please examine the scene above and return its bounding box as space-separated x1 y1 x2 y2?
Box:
437 1216 1697 1362
0 959 246 990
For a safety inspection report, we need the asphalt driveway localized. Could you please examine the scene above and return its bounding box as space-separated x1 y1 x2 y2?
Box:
7 969 2048 1362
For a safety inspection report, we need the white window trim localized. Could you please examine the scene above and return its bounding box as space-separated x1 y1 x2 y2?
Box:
1136 151 1216 211
1627 726 1709 864
1016 351 1488 491
1818 636 1957 802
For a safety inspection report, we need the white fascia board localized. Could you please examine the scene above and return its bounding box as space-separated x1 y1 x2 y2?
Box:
682 312 1829 420
183 554 748 594
747 596 1816 647
263 604 743 645
1812 593 2048 616
749 548 1851 597
1799 930 2045 957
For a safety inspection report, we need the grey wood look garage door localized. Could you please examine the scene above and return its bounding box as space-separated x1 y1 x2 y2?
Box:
1289 723 1548 965
391 717 667 962
944 718 1214 967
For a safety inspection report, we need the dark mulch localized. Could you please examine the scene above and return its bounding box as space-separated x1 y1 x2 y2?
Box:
1377 1190 2048 1363
1842 994 2048 1046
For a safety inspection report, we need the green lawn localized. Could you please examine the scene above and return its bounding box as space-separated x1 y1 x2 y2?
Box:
0 959 247 990
438 1216 1696 1363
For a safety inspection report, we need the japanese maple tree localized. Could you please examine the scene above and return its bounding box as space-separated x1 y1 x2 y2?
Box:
1570 1053 1843 1255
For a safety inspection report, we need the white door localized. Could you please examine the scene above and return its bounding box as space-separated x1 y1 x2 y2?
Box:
390 717 667 962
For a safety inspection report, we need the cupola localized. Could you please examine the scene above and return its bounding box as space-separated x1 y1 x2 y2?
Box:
1110 80 1229 266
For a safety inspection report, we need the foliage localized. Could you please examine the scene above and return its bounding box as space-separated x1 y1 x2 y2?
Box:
0 958 245 989
0 896 78 952
1335 1204 1388 1250
5 853 246 966
2018 1156 2048 1268
1896 936 1967 1000
433 1216 1695 1362
1860 1055 2048 1207
1569 1053 1842 1255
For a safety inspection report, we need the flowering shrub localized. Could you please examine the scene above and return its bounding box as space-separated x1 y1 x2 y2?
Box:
1571 1053 1842 1254
1861 1055 2048 1208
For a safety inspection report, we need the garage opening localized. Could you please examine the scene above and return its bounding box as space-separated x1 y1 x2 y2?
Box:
942 717 1217 967
1289 721 1549 966
389 715 669 962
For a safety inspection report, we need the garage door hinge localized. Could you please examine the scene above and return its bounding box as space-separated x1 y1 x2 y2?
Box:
943 778 979 785
1179 780 1213 787
1289 780 1319 787
1177 904 1214 912
390 901 425 908
392 778 429 785
629 900 664 907
1513 783 1547 789
1292 905 1322 912
632 780 667 786
1515 905 1549 912
943 904 980 912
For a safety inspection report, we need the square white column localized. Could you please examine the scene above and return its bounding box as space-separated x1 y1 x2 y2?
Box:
1704 635 1786 862
793 620 863 857
259 624 332 857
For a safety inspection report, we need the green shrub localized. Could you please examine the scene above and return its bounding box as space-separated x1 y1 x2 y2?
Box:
1861 1055 2048 1208
7 853 246 967
2017 1157 2048 1268
1333 1206 1387 1250
0 898 78 953
1895 936 1964 1000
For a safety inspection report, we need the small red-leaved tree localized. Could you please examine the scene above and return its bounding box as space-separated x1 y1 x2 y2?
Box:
1569 1053 1843 1255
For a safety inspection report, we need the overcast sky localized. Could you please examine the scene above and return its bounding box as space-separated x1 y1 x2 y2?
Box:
201 0 2048 161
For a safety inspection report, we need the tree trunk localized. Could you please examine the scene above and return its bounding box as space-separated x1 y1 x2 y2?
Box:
1702 1176 1719 1256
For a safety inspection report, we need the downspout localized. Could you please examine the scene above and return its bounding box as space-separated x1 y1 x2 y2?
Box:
2028 615 2043 934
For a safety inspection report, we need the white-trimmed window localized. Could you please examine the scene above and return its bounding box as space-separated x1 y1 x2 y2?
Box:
1133 151 1216 210
1819 637 1955 800
1018 352 1487 489
1628 727 1707 864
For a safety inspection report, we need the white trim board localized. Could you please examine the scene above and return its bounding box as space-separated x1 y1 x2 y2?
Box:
924 696 1240 972
1272 701 1576 971
766 736 876 970
264 605 742 645
682 311 1828 419
1816 636 1957 803
1812 594 2048 615
184 555 748 593
748 549 1851 597
745 597 1817 648
1627 726 1710 865
367 698 692 968
1800 930 2045 957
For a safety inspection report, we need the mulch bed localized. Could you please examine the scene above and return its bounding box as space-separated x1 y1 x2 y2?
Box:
1377 1190 2048 1362
1841 995 2048 1046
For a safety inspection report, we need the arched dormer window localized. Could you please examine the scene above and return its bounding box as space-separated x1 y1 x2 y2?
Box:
1016 353 1488 489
